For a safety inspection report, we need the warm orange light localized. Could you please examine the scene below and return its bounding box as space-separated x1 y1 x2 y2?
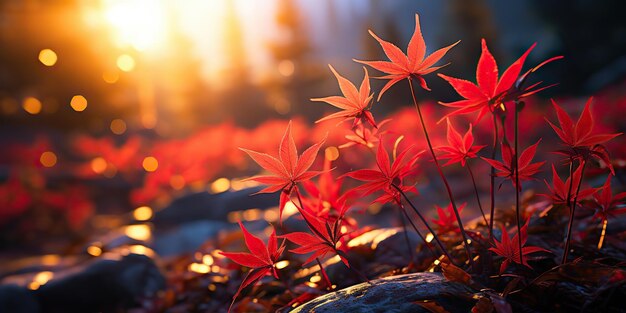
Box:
170 175 186 190
309 274 321 283
133 206 153 221
129 245 154 257
282 201 298 219
210 178 230 193
278 59 295 77
102 70 119 84
142 156 158 172
189 263 210 274
40 151 57 167
242 208 261 221
425 233 434 243
124 224 151 241
41 255 60 266
325 146 339 161
117 54 136 72
110 119 127 135
91 157 107 174
103 0 167 51
87 245 102 256
70 95 88 112
202 255 214 266
22 97 42 114
275 260 289 270
34 271 54 286
38 49 57 66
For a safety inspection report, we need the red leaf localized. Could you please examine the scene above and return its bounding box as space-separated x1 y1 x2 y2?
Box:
477 39 498 97
355 13 457 99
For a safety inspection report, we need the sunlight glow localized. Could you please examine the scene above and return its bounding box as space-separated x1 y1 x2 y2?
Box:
117 54 136 72
103 0 167 51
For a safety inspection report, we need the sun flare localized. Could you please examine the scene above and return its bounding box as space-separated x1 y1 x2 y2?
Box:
103 0 167 51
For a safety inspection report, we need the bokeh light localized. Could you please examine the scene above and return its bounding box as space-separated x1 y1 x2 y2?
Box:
22 97 42 114
210 178 230 193
110 119 127 134
133 206 153 221
124 224 151 241
70 95 88 112
102 71 119 84
40 151 57 168
116 54 135 72
142 156 159 172
38 49 58 66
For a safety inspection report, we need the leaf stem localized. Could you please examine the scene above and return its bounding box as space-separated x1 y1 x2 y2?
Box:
398 207 417 263
407 78 472 266
399 203 437 258
466 162 489 228
489 112 498 242
315 257 333 290
392 184 453 263
514 101 523 264
561 159 587 264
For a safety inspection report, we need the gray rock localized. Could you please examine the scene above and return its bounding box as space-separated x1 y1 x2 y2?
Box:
291 272 474 313
34 253 164 313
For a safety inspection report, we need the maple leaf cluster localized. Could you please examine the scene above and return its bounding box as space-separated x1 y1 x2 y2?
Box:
220 12 625 311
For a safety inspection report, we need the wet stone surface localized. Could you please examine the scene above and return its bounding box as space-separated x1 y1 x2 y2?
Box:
291 272 475 313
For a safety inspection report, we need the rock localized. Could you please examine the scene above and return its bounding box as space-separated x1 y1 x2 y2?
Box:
291 272 475 313
153 220 228 256
33 253 164 313
152 187 277 228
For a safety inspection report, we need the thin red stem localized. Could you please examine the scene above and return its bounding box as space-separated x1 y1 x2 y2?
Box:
466 162 489 228
514 101 523 264
407 78 472 266
392 184 453 263
315 257 333 290
562 159 587 264
489 112 498 241
399 203 437 258
398 207 417 263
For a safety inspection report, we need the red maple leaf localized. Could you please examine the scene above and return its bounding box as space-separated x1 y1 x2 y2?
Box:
436 119 485 167
339 119 391 149
240 121 326 221
282 208 350 266
312 65 376 128
220 222 285 312
343 138 422 205
438 39 535 123
489 219 549 273
540 164 596 207
301 158 347 220
355 14 459 100
590 176 626 222
547 98 622 173
432 202 466 234
482 140 544 191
